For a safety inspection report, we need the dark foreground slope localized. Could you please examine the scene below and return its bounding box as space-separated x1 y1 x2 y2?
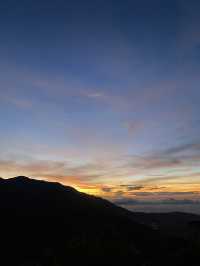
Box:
0 177 199 266
131 212 200 238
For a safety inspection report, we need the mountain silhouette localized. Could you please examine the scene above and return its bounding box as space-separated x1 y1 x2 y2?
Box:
0 176 200 266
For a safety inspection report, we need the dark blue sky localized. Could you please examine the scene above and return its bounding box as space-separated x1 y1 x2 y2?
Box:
1 0 200 212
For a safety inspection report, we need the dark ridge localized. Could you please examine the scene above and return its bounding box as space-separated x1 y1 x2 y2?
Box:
11 175 32 181
2 175 78 193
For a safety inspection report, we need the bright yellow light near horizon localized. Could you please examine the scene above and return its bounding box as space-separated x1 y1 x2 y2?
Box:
74 186 101 196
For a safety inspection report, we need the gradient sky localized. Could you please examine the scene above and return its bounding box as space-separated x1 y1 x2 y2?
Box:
1 0 200 212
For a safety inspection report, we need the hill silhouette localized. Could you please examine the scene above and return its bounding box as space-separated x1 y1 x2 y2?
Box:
0 176 200 266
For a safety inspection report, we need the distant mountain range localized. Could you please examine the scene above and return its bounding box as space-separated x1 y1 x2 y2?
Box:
1 176 200 266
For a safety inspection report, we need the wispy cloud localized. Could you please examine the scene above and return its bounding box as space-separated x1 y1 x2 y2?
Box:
114 198 200 206
125 141 200 176
162 142 200 156
119 184 144 191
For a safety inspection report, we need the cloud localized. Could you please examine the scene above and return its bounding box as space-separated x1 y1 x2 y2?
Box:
0 159 66 177
124 141 200 182
126 155 182 172
147 186 167 190
114 198 200 206
101 186 113 193
119 185 144 191
134 191 199 197
100 184 145 194
84 91 105 99
139 172 200 185
0 158 103 185
162 142 200 156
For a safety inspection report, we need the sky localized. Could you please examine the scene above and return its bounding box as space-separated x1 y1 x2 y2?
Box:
1 0 200 213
